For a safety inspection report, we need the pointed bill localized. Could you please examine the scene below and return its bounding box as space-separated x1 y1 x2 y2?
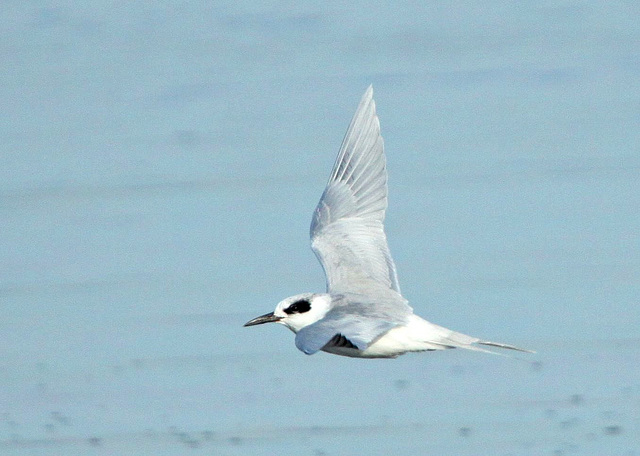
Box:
244 312 282 327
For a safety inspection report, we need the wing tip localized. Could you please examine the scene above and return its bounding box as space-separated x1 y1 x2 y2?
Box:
359 84 374 107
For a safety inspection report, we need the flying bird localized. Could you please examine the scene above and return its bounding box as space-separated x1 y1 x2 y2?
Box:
245 86 533 358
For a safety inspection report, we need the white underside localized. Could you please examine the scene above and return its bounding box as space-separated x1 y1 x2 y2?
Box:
322 314 484 359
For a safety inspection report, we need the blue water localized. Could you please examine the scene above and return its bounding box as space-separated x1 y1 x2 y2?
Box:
2 2 639 454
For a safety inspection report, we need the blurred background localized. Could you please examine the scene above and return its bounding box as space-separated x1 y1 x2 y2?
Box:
1 2 639 455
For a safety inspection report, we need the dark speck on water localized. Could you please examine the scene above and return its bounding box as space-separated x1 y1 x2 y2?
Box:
603 425 623 436
569 394 584 406
559 417 580 429
87 436 102 446
183 438 200 448
201 430 214 440
530 361 543 372
228 436 243 445
51 411 70 425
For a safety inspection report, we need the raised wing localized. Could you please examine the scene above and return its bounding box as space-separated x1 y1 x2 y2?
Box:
310 86 401 295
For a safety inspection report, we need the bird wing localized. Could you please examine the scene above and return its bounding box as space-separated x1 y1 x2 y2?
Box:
295 314 395 354
310 86 402 296
295 293 411 355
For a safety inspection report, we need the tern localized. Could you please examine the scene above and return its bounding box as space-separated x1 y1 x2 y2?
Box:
245 86 533 358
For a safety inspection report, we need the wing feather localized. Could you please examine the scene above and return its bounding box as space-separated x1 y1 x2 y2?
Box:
310 86 401 295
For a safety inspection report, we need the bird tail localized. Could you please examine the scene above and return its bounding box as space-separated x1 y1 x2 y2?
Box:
411 317 535 355
477 340 535 354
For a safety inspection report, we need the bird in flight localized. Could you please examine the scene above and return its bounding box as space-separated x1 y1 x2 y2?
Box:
245 86 533 358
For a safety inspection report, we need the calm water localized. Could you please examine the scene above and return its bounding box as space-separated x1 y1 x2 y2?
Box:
2 2 639 455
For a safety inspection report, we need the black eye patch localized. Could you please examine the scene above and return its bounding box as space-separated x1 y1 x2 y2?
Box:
284 299 311 314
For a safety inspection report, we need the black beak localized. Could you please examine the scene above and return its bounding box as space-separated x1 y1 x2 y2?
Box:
244 312 282 327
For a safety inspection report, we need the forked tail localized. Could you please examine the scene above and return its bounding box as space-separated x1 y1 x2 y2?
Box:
477 340 535 354
413 317 535 355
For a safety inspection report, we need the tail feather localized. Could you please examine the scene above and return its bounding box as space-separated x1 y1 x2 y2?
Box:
477 340 535 354
412 318 535 355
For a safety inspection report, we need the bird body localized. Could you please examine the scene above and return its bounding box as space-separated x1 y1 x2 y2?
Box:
245 86 532 358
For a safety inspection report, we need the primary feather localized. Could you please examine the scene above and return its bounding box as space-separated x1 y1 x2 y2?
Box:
311 85 402 297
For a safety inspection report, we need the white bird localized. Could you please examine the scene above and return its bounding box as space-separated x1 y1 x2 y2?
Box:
245 86 533 358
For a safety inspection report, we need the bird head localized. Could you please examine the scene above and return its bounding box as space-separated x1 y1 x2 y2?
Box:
244 293 331 333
